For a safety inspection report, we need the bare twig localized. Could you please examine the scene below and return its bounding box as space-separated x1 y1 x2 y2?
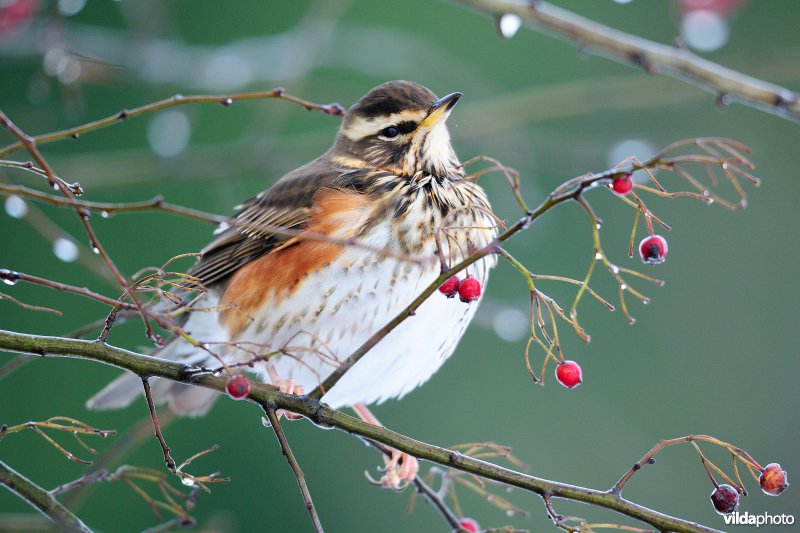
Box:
0 290 62 316
0 269 137 311
453 0 800 122
263 405 324 533
0 417 116 465
142 378 178 473
139 379 227 491
0 88 345 158
612 435 764 495
50 470 111 497
413 474 463 530
0 111 155 342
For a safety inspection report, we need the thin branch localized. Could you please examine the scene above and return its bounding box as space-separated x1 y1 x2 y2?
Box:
142 378 178 473
612 435 763 494
413 475 463 530
0 459 92 533
50 469 110 497
263 405 324 533
453 0 800 122
0 290 62 316
0 329 722 533
0 88 345 158
0 269 136 311
0 111 155 342
0 353 34 379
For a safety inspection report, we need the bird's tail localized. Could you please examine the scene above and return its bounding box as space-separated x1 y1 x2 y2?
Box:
86 296 225 417
85 344 219 417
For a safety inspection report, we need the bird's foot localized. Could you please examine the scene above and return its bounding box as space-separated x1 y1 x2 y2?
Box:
354 402 418 491
366 448 419 491
273 378 305 421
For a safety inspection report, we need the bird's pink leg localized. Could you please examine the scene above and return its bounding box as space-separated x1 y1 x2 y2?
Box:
268 366 304 420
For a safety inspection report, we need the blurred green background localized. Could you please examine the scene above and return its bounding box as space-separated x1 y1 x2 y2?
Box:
1 0 798 531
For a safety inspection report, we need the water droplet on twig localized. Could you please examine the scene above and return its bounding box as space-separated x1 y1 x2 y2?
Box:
498 14 522 38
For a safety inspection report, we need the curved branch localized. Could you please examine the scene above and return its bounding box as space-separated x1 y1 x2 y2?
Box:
0 329 720 533
0 459 92 533
452 0 800 122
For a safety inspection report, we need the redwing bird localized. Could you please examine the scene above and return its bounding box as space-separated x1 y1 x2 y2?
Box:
89 80 497 486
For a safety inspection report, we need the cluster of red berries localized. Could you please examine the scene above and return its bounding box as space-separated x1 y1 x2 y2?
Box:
226 374 251 400
608 173 671 265
710 463 788 514
439 275 482 303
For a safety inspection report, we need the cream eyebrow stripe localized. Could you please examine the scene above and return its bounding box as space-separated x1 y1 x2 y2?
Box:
343 110 426 140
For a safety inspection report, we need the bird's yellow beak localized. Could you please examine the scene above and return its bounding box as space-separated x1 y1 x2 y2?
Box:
420 92 462 129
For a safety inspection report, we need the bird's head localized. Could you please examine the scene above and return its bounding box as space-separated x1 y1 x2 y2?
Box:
332 80 462 179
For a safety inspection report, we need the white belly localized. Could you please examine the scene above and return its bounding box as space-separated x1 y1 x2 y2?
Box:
225 221 493 408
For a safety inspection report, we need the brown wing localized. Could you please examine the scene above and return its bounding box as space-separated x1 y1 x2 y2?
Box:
189 156 382 288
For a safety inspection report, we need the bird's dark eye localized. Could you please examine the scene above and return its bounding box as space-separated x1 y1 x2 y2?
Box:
380 126 400 138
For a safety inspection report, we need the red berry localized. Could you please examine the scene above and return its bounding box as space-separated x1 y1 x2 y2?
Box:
612 173 633 195
0 0 39 32
710 484 739 514
555 360 583 388
458 518 479 532
438 276 460 298
639 235 668 265
759 463 789 496
457 276 482 303
226 374 250 400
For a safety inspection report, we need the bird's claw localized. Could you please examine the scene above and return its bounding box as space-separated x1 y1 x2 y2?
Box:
364 449 418 491
274 378 305 420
